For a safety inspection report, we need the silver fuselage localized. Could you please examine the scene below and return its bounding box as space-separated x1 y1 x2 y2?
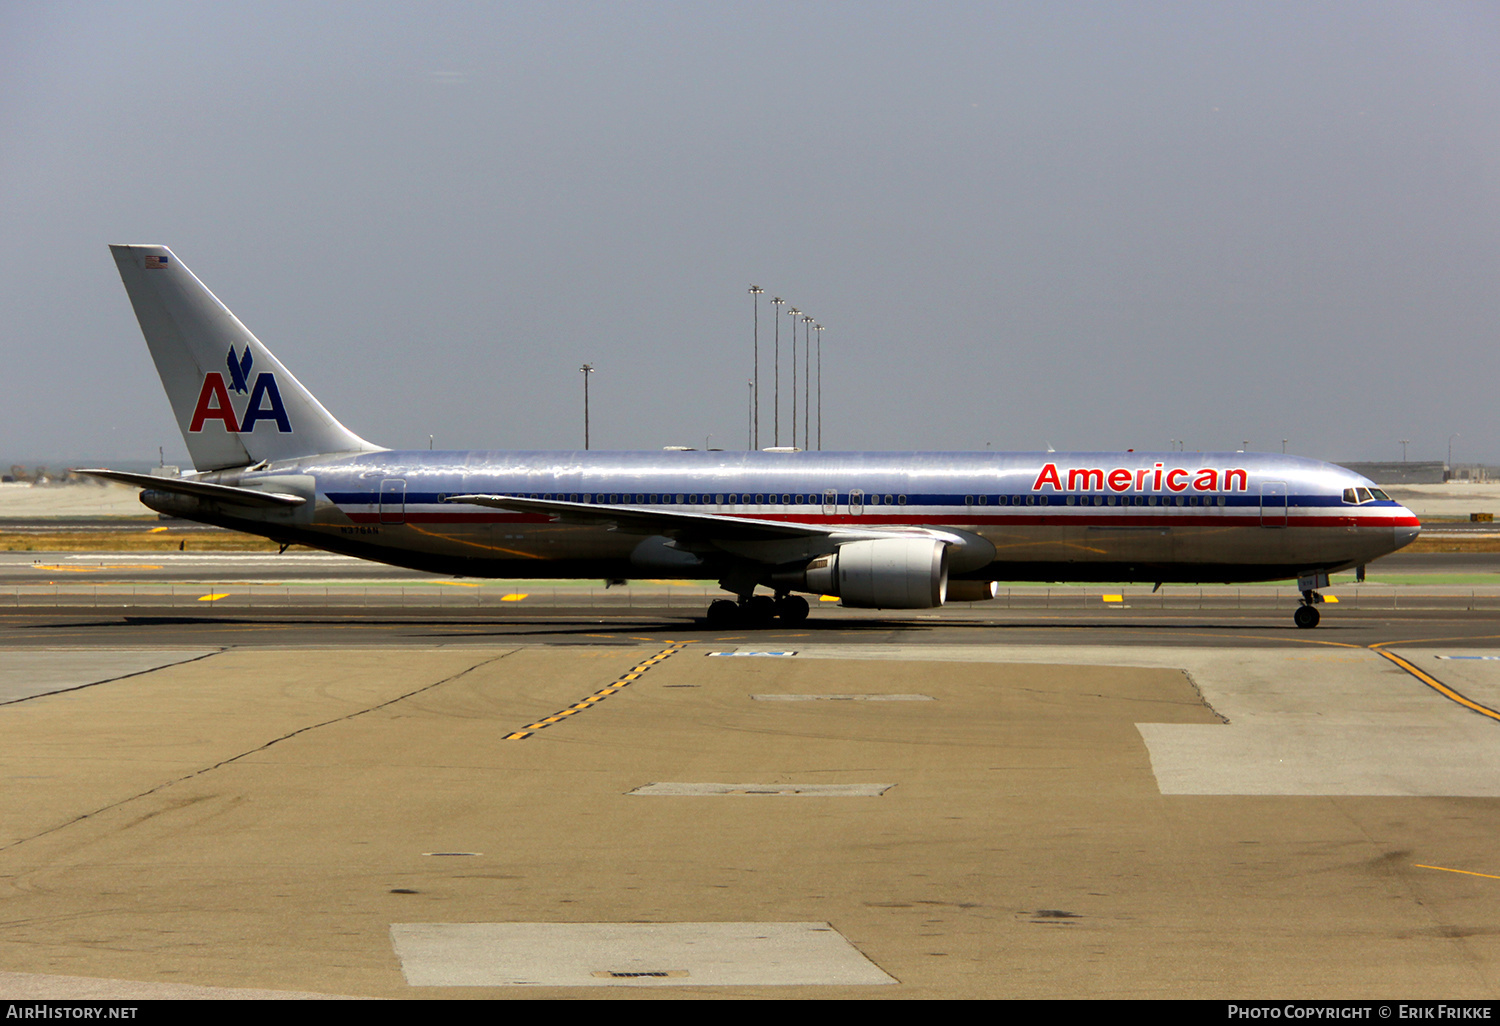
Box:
140 448 1420 586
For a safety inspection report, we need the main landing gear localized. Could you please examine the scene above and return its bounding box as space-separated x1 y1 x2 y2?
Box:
1294 571 1330 629
705 593 810 627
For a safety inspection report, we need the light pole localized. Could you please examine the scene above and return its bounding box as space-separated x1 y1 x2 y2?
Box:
1400 439 1409 462
802 314 814 450
771 297 784 446
815 323 823 450
787 307 800 448
749 286 763 449
580 363 595 450
748 380 754 451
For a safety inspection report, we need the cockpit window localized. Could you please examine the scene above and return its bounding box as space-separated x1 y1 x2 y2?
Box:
1370 488 1390 501
1342 488 1357 504
1356 487 1374 503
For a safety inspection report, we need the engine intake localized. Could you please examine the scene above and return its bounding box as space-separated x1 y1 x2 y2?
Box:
804 537 949 608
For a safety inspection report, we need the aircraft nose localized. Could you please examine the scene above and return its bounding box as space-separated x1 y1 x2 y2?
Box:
1394 508 1421 550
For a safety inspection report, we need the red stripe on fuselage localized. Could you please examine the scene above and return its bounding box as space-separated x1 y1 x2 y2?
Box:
340 510 1418 529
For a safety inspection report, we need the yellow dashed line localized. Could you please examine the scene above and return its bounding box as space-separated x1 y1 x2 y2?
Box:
1415 864 1500 881
197 593 230 602
31 565 163 573
504 642 689 740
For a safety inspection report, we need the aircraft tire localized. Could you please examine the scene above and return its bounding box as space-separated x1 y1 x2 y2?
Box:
1294 604 1321 629
743 595 777 626
707 599 740 626
776 595 810 624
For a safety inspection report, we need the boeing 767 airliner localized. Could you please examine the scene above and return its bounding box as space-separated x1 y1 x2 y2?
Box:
85 246 1420 628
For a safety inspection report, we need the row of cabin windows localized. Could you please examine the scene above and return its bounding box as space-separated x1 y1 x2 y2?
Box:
501 492 1233 508
1061 493 1226 507
520 493 908 506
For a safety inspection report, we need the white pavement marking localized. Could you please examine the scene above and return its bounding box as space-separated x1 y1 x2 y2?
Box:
390 922 897 986
750 693 934 701
764 644 1500 797
628 782 894 797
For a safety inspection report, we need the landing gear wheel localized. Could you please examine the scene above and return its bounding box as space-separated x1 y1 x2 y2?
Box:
775 594 810 624
742 595 777 626
1294 604 1321 629
707 599 740 627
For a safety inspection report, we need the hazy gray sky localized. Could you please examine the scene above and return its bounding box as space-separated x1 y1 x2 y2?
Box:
3 1 1497 466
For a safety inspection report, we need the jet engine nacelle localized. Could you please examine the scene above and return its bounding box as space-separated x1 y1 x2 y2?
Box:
803 537 949 609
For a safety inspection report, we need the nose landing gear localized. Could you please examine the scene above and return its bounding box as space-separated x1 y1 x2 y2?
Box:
1294 571 1330 629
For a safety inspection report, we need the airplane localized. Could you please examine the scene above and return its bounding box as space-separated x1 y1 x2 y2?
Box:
84 245 1421 630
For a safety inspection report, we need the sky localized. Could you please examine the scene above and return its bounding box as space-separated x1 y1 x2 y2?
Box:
2 1 1497 468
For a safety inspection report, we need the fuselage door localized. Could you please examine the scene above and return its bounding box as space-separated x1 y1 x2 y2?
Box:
849 489 864 516
824 489 838 516
380 478 407 525
1260 481 1288 528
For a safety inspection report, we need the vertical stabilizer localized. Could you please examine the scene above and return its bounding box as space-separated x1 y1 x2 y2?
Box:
109 245 382 471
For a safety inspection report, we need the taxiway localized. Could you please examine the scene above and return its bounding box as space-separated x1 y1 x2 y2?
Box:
4 561 1500 998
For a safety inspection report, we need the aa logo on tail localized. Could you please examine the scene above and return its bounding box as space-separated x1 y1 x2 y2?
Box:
189 346 291 433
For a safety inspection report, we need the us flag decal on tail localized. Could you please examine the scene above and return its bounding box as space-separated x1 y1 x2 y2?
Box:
145 254 169 268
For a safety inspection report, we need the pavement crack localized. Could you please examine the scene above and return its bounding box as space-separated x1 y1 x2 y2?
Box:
0 649 225 707
0 650 519 854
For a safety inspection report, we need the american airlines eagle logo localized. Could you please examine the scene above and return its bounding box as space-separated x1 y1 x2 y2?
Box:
226 345 253 394
188 345 291 433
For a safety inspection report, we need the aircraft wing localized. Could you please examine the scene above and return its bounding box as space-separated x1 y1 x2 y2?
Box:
443 493 960 545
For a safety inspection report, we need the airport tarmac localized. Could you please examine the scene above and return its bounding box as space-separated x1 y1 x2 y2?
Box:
5 572 1500 999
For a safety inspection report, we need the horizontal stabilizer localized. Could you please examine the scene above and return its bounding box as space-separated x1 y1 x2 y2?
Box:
77 469 307 508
